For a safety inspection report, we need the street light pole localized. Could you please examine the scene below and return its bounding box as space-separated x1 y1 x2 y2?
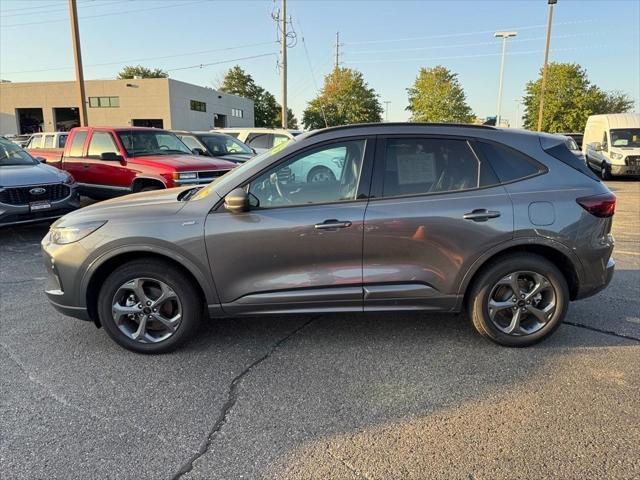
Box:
537 0 557 132
68 0 88 127
384 101 391 122
494 31 517 128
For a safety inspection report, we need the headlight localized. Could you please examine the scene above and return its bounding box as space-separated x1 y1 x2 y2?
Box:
610 152 624 161
178 172 198 180
50 220 106 245
62 173 76 185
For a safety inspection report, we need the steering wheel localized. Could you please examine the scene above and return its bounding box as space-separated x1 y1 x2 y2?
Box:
269 172 293 204
159 145 169 150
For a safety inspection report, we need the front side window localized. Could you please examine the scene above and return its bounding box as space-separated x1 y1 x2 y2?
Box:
88 132 119 159
381 138 481 198
0 138 37 166
248 140 366 208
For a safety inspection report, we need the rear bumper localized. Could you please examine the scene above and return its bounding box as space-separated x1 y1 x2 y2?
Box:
575 257 615 300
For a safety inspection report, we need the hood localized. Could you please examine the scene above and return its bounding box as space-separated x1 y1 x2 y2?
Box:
130 154 237 171
216 153 252 163
0 162 70 187
55 186 191 227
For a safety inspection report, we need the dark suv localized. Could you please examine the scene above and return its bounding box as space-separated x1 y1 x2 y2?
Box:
41 124 615 353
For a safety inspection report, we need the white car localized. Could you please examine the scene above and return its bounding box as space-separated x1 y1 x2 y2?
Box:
583 113 640 179
216 128 303 154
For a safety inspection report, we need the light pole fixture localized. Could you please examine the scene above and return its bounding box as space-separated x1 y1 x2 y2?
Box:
537 0 557 131
494 31 517 128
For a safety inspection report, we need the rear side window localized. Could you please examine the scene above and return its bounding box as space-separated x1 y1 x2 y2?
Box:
543 143 600 181
67 131 87 157
474 142 542 183
58 135 68 148
44 135 54 148
246 133 272 150
381 138 487 197
28 135 42 149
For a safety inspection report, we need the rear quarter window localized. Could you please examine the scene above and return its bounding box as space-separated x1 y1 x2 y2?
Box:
474 141 543 183
543 142 600 181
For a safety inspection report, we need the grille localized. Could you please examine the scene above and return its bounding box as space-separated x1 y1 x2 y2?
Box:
0 183 70 205
625 156 640 167
198 170 230 183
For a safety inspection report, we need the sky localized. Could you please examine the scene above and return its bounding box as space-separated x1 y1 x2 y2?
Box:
1 0 639 125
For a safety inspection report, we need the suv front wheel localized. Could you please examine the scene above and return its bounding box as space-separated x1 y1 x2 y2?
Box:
467 254 569 347
97 259 201 353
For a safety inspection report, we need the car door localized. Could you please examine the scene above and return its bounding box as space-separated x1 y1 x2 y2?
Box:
204 137 374 314
362 135 514 311
82 130 132 192
61 129 89 184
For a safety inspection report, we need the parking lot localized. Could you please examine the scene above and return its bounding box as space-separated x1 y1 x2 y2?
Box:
0 179 638 479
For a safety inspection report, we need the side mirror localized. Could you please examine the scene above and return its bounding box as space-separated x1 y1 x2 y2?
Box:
251 147 257 155
35 156 46 163
224 188 249 213
100 152 124 161
590 142 602 152
192 147 206 156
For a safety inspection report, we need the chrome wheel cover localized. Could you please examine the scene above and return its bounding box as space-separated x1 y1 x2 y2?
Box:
111 278 182 343
487 271 557 336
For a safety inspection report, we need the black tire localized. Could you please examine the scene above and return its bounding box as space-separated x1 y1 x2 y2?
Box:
139 185 162 192
601 162 612 181
307 166 336 183
467 253 569 347
97 259 202 353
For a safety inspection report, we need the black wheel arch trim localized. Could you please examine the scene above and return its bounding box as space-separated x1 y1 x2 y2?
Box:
456 237 585 306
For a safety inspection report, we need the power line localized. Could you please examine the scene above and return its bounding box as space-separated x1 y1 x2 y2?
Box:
342 19 594 46
165 52 277 72
0 0 127 17
1 0 206 27
1 41 278 75
296 17 327 127
0 0 95 14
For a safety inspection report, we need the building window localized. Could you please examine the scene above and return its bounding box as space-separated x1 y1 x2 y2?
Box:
231 108 243 118
190 100 206 112
89 96 119 108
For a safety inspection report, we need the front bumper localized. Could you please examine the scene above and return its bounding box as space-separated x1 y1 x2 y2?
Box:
0 186 81 227
611 164 640 176
41 232 93 322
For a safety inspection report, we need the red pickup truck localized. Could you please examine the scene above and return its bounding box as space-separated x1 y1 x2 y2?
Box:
27 127 236 197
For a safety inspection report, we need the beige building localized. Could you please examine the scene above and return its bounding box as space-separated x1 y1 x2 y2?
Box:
0 78 254 134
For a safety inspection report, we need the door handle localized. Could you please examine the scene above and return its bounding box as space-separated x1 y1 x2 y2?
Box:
463 209 501 221
314 219 352 230
82 163 90 169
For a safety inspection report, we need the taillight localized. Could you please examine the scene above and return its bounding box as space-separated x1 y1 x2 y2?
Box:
576 192 616 218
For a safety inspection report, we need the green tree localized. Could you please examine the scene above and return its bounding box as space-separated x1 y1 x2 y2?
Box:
277 107 299 129
302 67 383 129
406 66 474 123
117 65 168 79
522 62 634 132
219 66 281 127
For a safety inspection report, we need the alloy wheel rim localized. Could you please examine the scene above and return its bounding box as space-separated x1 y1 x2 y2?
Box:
487 271 556 336
111 278 182 343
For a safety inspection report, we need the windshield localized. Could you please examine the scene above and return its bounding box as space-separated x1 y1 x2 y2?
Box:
0 138 37 166
564 137 579 151
191 139 293 201
200 134 253 156
610 129 640 148
117 130 192 157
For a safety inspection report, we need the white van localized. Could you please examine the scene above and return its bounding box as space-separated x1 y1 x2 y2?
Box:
215 128 303 154
583 113 640 179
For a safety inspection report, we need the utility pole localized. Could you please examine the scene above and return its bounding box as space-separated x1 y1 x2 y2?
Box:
335 31 341 69
280 0 288 129
68 0 88 126
384 101 391 122
494 31 517 128
537 0 557 132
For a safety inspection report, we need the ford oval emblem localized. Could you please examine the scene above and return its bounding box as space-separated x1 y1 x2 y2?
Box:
29 187 47 195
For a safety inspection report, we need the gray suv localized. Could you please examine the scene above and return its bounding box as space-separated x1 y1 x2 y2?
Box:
41 124 615 353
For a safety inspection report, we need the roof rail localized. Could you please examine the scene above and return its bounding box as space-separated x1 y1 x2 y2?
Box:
304 122 496 138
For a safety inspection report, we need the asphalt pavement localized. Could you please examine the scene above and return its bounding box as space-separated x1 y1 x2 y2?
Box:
1 180 639 480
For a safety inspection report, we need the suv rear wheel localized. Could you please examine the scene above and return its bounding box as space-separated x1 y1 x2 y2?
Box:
467 254 569 347
97 259 201 353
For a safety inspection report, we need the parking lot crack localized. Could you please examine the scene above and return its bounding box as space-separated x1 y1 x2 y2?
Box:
172 317 317 479
563 321 640 342
0 342 195 454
